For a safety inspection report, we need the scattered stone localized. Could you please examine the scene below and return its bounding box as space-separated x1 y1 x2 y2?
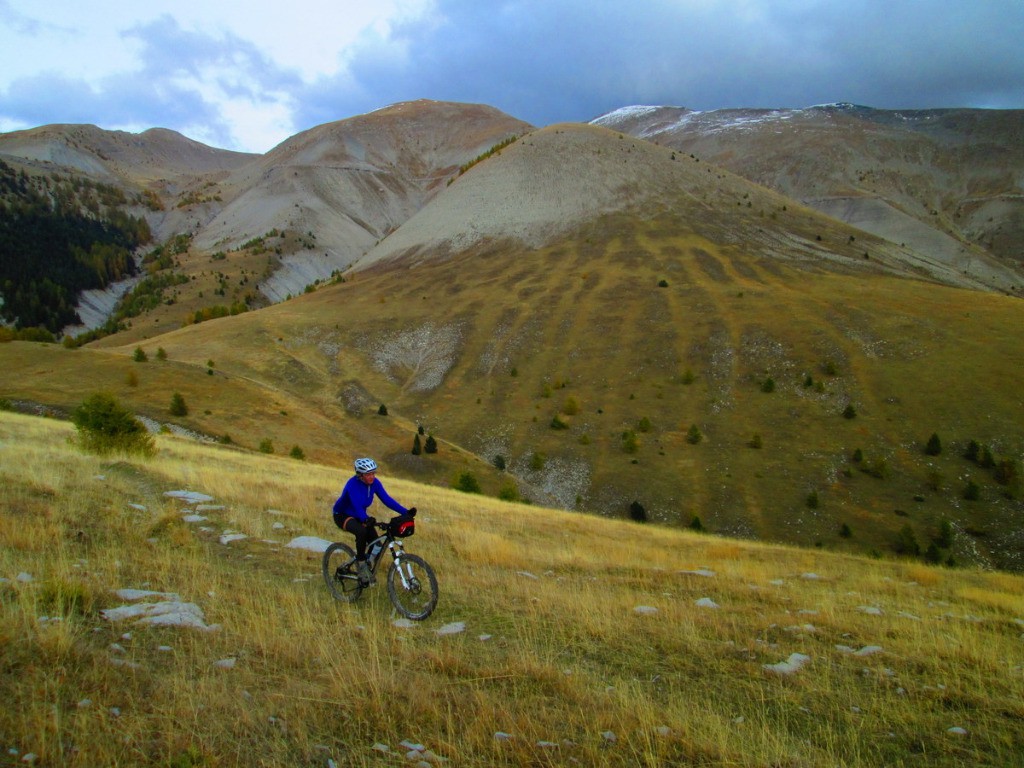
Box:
679 568 716 577
764 653 811 675
695 597 719 609
214 657 236 669
393 618 416 629
284 536 333 553
196 505 225 512
436 622 466 636
634 605 658 615
165 490 214 504
16 572 34 583
371 743 390 753
272 522 285 530
801 573 821 580
853 645 884 656
948 726 968 735
517 571 539 580
128 503 147 511
182 514 208 523
102 599 217 632
219 532 247 545
478 634 492 641
858 606 883 615
77 699 92 708
601 731 617 743
494 732 514 741
537 741 559 748
656 725 672 737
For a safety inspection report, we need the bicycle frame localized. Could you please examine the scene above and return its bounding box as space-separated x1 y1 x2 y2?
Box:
368 532 413 588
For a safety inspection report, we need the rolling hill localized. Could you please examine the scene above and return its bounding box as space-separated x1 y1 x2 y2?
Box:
1 103 1022 571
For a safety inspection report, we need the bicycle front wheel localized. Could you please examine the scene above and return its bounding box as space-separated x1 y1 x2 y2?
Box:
387 553 438 620
323 542 363 602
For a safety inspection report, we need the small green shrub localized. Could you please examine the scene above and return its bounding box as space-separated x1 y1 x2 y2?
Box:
289 445 305 460
258 438 274 454
454 472 481 494
686 424 703 445
924 433 942 456
842 404 857 419
424 435 438 454
133 346 147 362
550 415 569 430
72 393 154 457
377 404 388 416
169 392 188 417
412 435 422 455
629 500 647 522
760 377 775 393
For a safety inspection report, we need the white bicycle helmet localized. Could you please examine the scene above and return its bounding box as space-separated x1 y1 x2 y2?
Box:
354 457 378 474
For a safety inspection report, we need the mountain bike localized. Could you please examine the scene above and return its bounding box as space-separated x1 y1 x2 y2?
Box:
322 515 439 620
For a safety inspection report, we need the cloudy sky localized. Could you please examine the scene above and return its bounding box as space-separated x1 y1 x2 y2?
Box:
2 0 1022 154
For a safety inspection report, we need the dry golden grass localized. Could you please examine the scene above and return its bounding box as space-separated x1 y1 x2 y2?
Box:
2 410 1023 767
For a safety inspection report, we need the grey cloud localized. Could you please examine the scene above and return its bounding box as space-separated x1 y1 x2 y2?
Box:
295 0 1024 130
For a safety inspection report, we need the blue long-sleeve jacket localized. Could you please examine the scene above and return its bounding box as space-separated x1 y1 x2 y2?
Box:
332 475 408 522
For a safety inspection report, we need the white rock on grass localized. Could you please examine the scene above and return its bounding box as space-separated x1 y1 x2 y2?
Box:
634 606 658 615
764 653 811 675
219 533 247 545
695 597 720 609
213 657 236 669
182 514 208 523
436 622 465 636
494 732 514 741
948 726 968 735
164 490 214 504
285 536 333 553
858 606 883 615
679 569 716 577
853 645 885 656
102 599 218 632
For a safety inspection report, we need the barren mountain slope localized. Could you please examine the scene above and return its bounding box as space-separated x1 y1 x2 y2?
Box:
356 123 1003 292
593 105 1024 292
0 123 256 184
193 101 533 299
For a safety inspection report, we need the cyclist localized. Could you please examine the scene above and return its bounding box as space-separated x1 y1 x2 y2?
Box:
332 457 415 583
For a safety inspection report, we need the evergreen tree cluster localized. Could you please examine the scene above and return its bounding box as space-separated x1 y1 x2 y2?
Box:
0 159 151 332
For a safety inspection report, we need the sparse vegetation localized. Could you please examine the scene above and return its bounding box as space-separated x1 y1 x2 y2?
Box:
3 411 1024 768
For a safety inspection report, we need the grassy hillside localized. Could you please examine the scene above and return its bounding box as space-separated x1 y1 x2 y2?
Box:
1 410 1022 766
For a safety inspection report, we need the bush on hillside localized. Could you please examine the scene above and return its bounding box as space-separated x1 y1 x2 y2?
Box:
924 433 942 456
424 435 438 454
894 525 920 557
629 500 647 523
169 393 188 417
454 472 481 494
411 434 422 455
289 445 305 460
72 393 154 457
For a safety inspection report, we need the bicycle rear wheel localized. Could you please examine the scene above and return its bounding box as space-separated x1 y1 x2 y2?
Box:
322 542 363 602
386 553 438 620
